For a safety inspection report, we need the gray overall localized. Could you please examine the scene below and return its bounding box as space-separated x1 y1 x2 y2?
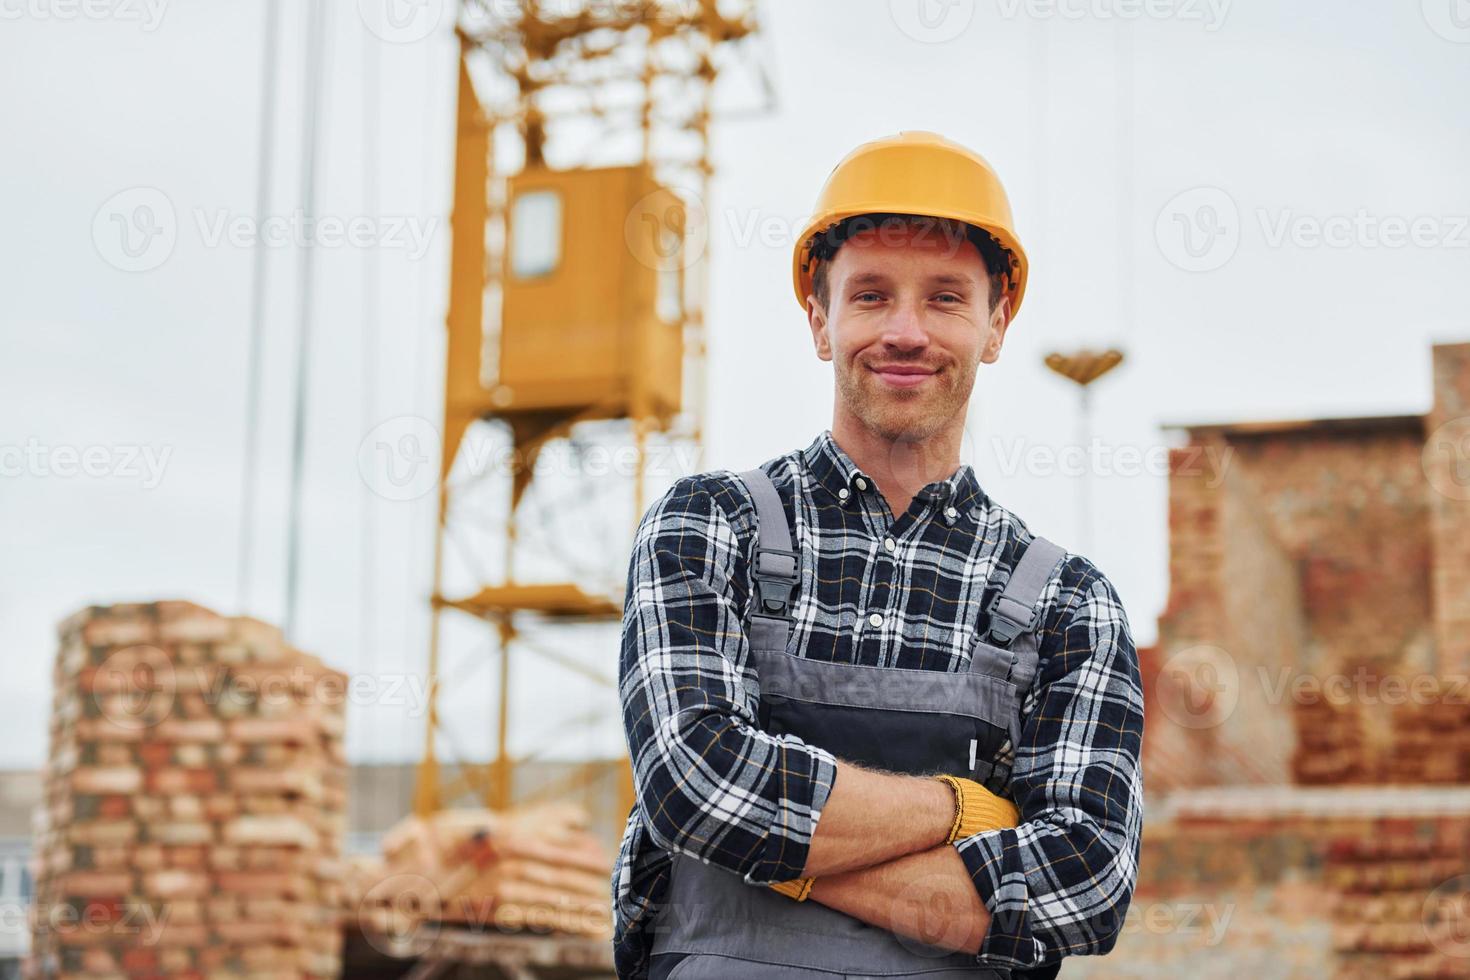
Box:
646 469 1066 980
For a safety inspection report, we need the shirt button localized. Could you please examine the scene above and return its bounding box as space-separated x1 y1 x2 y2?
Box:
883 537 895 553
854 477 868 491
838 487 850 501
945 506 958 519
868 612 884 627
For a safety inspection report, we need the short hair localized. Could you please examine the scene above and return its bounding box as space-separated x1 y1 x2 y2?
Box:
806 212 1012 312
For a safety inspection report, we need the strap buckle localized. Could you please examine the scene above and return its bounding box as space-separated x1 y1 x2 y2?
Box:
751 546 799 616
985 591 1037 646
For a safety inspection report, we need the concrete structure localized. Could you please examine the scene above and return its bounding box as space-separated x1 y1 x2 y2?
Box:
1122 342 1470 977
1145 342 1470 792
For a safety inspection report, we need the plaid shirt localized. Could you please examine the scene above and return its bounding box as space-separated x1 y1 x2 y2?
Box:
612 429 1144 977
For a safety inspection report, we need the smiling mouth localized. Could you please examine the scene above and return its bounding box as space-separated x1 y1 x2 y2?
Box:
869 365 938 389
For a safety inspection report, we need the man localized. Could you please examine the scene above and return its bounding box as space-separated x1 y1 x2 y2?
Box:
612 131 1144 979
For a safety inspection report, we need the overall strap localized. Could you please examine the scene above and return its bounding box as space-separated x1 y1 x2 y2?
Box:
738 468 799 655
986 536 1067 693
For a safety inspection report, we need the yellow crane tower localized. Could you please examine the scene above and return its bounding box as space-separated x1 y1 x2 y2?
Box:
414 1 768 823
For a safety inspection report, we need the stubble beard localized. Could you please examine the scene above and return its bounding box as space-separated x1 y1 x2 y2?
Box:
835 353 979 445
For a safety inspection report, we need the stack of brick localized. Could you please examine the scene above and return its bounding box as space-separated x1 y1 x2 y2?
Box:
1327 832 1470 979
28 601 348 979
350 804 612 943
1291 689 1369 785
1386 683 1470 785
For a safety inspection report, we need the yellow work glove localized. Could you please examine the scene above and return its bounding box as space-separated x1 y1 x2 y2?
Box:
768 876 814 901
933 774 1020 842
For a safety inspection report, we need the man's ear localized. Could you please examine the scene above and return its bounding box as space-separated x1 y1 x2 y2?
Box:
979 294 1011 364
808 295 833 362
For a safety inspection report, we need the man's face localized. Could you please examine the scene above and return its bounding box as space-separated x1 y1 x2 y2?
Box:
807 222 1010 443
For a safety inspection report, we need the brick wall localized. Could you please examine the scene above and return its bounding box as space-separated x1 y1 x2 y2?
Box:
1149 446 1305 789
1066 788 1470 979
28 602 348 980
1427 343 1470 677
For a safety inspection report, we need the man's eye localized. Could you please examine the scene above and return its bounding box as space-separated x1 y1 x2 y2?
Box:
935 293 963 304
854 291 883 302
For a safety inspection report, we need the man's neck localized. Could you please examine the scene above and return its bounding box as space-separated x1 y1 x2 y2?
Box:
830 416 964 518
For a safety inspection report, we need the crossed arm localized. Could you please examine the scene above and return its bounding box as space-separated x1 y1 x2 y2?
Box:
620 480 1143 971
796 761 994 955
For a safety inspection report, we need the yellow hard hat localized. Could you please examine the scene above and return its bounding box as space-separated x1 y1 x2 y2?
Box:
792 131 1028 320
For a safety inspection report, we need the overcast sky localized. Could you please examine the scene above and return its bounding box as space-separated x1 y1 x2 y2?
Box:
3 0 1468 771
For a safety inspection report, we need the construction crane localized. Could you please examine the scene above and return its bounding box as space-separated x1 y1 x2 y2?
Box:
413 0 769 825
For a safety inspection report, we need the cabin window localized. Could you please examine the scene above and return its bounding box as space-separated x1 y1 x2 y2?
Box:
510 190 562 279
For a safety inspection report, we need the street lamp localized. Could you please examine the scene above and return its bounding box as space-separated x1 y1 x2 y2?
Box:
1043 348 1125 553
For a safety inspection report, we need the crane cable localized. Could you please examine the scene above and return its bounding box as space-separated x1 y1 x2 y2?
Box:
283 0 331 643
361 13 382 758
237 0 281 615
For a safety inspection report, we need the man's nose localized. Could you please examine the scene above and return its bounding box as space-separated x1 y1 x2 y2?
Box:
879 298 930 350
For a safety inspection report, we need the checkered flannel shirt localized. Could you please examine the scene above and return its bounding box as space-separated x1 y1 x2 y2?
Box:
611 429 1144 977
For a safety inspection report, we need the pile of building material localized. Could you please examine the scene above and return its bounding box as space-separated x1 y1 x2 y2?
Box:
1328 832 1470 979
348 803 612 945
1291 688 1369 784
1387 681 1470 784
28 601 348 979
1293 679 1470 786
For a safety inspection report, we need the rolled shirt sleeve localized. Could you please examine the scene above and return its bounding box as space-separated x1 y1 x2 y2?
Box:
619 475 839 886
954 561 1145 970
